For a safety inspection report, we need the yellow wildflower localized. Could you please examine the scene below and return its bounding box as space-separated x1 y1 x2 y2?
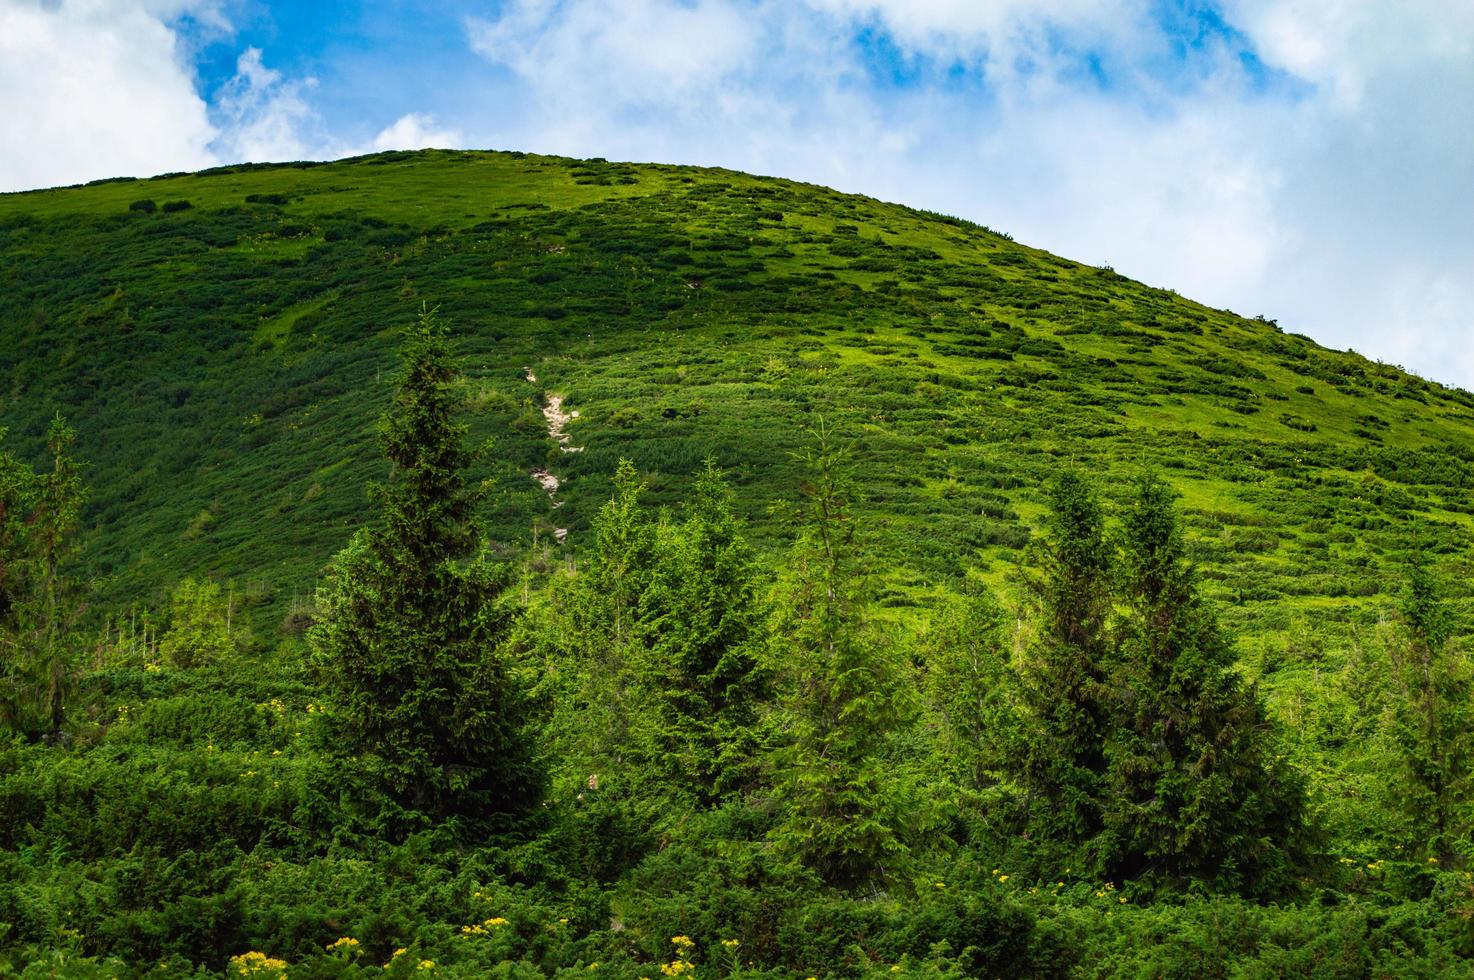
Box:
671 935 695 949
417 960 434 971
721 939 739 949
229 951 287 976
325 936 360 952
998 875 1009 883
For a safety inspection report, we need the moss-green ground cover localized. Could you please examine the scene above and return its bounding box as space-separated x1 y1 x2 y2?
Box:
3 150 1474 976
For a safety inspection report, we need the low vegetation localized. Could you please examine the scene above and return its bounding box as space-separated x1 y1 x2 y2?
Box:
1 151 1473 975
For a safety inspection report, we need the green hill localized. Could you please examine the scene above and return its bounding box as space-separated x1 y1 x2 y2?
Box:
3 150 1474 976
4 149 1470 643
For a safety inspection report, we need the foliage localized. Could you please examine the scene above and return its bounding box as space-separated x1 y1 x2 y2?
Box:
0 416 84 737
560 458 660 770
1100 473 1309 894
309 307 538 817
2 150 1474 973
1384 547 1474 865
626 459 771 804
921 584 1015 794
767 423 911 887
1015 472 1114 853
158 577 242 669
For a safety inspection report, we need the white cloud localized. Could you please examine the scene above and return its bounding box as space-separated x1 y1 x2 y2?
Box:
0 4 463 186
1222 0 1474 109
808 0 1159 79
0 0 217 191
369 113 464 152
468 0 761 109
209 46 317 164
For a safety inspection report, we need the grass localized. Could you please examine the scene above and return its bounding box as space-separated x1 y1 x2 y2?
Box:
2 147 1472 653
4 148 1474 976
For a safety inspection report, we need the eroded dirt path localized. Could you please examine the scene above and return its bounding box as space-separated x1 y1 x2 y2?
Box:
542 394 582 453
526 367 577 543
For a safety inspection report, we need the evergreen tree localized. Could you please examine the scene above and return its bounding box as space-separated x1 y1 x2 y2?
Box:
1385 546 1473 864
557 460 769 807
1102 474 1306 893
0 416 85 738
310 307 538 816
768 424 908 886
631 460 770 803
563 458 659 768
1016 471 1114 847
924 583 1015 794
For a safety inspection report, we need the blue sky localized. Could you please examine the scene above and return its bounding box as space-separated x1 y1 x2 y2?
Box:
3 0 1472 389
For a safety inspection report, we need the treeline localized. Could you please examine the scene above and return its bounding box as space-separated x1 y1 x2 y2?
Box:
2 312 1473 976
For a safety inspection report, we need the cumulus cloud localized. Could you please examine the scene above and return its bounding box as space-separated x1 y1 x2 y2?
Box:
368 113 464 152
468 0 762 109
210 47 317 163
0 0 217 191
0 2 460 187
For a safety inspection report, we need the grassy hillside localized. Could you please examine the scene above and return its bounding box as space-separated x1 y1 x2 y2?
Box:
5 149 1473 646
5 150 1474 976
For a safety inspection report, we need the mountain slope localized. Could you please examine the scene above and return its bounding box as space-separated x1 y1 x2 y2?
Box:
2 148 1471 652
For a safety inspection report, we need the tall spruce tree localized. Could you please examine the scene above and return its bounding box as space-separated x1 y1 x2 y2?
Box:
924 584 1015 794
1017 472 1114 847
564 458 659 767
1385 546 1472 864
310 307 537 817
1102 474 1306 893
630 460 770 803
768 424 908 886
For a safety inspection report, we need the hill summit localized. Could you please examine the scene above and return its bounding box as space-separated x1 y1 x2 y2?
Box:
3 149 1469 645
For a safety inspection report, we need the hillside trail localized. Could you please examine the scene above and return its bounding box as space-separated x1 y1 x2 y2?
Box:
526 366 581 543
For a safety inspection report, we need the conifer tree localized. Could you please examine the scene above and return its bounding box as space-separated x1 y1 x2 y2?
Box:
1385 547 1473 864
924 584 1014 793
1016 471 1114 846
631 460 769 803
1102 474 1305 892
768 424 907 886
310 307 538 816
564 458 659 765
